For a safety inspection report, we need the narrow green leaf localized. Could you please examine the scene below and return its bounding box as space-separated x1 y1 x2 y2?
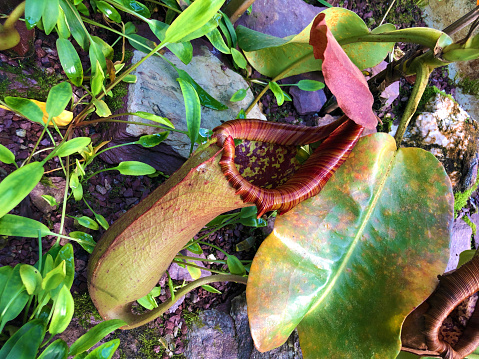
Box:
175 68 228 110
297 79 325 91
186 262 202 280
94 214 109 230
59 0 89 50
230 89 247 102
177 78 201 153
49 285 74 336
0 144 15 164
76 2 90 16
54 243 75 289
114 0 150 17
0 265 29 333
237 109 246 119
42 260 66 292
56 38 83 86
0 214 51 238
239 216 267 227
167 273 175 301
227 255 246 276
133 111 174 128
25 0 46 29
70 172 83 201
37 339 69 359
56 8 71 39
122 74 137 83
91 36 114 60
69 319 126 356
164 0 226 44
148 19 193 65
42 0 60 35
220 11 237 48
46 82 72 119
69 231 96 253
135 133 169 148
20 264 43 295
112 161 156 176
56 137 91 157
0 162 44 218
231 48 247 69
0 319 45 359
187 242 203 255
4 97 44 124
42 194 59 207
283 91 292 101
96 1 121 23
206 27 230 54
83 339 120 359
42 254 54 277
137 293 157 310
201 284 221 294
175 13 222 43
269 81 284 105
75 216 100 230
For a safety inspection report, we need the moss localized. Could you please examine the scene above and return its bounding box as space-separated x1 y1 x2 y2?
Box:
454 181 479 218
73 292 102 329
105 81 128 113
457 77 479 97
417 85 456 113
138 328 164 359
463 215 477 236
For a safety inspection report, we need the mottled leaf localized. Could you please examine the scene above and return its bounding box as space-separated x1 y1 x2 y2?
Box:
247 133 453 357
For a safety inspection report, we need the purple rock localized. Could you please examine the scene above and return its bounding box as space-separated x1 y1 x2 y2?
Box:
282 73 327 115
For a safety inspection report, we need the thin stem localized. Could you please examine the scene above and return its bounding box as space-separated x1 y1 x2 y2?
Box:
394 60 431 146
57 158 70 245
176 254 252 264
172 259 227 275
4 1 25 29
199 241 229 257
145 0 181 13
379 0 396 26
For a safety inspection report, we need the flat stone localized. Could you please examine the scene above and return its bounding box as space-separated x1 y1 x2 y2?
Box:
126 46 265 159
400 93 479 191
236 0 324 38
29 177 66 214
446 217 473 272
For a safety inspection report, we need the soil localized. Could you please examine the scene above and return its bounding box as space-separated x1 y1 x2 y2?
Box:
0 0 465 358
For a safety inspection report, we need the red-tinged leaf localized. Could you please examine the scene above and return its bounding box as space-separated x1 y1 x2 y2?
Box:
247 133 453 357
309 13 377 129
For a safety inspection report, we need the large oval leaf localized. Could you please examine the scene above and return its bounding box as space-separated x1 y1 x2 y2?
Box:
49 285 74 336
57 36 84 86
237 7 395 79
247 133 453 358
46 82 72 120
0 162 44 219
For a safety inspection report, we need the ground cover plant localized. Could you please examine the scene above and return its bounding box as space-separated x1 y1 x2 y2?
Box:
1 0 479 358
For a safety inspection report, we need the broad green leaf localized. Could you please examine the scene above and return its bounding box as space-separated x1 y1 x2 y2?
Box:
56 38 83 86
237 7 395 79
25 0 46 29
42 0 60 34
93 99 111 117
230 89 247 102
164 0 226 44
187 242 203 255
247 133 453 357
42 194 59 207
137 292 158 310
42 260 66 292
0 265 29 333
4 97 44 124
186 262 202 280
83 339 120 359
238 216 266 227
175 68 228 110
177 13 222 43
458 249 476 268
135 133 169 148
69 231 96 253
91 36 114 60
0 319 45 359
37 339 69 359
59 0 89 50
56 8 71 38
95 213 110 230
133 111 174 128
46 82 72 119
69 319 126 356
148 19 193 65
0 214 51 238
122 75 137 83
96 1 121 23
0 162 44 218
114 161 156 175
177 78 201 153
269 81 284 105
42 254 54 276
206 27 231 54
75 216 100 230
20 264 43 295
201 284 221 294
0 144 15 164
231 48 247 69
114 0 150 17
76 2 89 16
54 243 75 289
56 137 91 157
227 255 246 276
297 79 325 91
49 285 74 336
70 172 83 201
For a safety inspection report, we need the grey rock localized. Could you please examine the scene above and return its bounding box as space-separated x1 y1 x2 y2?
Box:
15 128 26 138
281 73 327 115
399 93 479 191
236 0 324 38
29 177 66 213
185 309 238 359
168 250 211 282
447 216 473 272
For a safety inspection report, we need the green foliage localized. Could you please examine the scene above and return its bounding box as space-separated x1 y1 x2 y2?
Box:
454 181 478 218
457 76 479 97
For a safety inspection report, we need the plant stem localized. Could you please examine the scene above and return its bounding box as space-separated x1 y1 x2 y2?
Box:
199 241 229 257
57 158 70 245
3 1 25 30
77 118 186 134
394 60 431 146
379 0 396 26
172 259 227 275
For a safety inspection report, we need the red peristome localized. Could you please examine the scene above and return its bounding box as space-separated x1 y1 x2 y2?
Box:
214 118 364 218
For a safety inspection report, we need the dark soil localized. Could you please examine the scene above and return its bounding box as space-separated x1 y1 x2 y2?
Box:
0 0 461 357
